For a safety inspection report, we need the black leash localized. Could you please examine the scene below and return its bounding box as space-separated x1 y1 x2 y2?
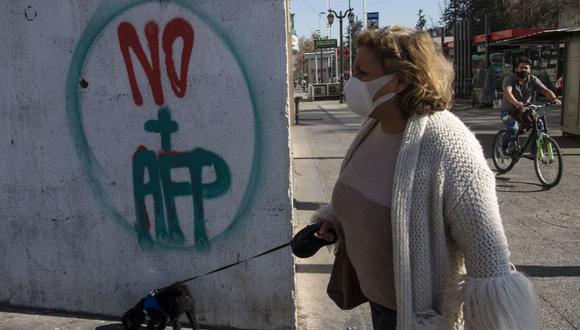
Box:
178 241 291 284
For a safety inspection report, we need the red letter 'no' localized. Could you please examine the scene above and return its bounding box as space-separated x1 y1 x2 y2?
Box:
117 18 194 106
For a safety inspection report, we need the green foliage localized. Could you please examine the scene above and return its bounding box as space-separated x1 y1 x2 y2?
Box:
503 0 563 29
440 0 564 35
416 9 427 31
344 17 364 62
441 0 508 34
300 36 315 53
312 30 321 40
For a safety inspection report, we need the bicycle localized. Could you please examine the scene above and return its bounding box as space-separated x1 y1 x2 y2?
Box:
491 102 563 188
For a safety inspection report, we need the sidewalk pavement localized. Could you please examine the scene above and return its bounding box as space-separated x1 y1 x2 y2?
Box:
292 97 580 330
0 306 122 330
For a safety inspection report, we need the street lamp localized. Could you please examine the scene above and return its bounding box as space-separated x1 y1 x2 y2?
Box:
317 12 325 84
327 7 355 103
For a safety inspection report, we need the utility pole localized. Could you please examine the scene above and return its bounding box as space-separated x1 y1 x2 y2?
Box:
362 0 367 30
349 0 353 78
314 53 319 83
440 27 445 51
320 47 324 83
335 48 339 81
328 0 332 38
484 13 490 70
328 8 355 103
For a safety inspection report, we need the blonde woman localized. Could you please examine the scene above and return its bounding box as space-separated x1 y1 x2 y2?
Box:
314 26 538 330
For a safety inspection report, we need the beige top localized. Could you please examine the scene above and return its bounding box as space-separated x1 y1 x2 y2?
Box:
331 124 403 310
337 124 403 207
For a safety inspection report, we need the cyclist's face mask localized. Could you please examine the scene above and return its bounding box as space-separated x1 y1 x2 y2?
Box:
516 64 531 79
516 70 530 79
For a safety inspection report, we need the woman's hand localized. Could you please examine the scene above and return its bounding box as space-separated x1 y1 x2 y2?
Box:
315 218 336 242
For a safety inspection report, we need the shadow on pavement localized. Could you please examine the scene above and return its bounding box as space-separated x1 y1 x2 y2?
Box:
295 264 332 274
475 133 496 159
320 127 361 133
552 135 580 149
95 325 124 330
293 199 324 211
494 177 548 193
516 265 580 278
294 156 344 160
297 117 324 124
0 304 119 321
95 323 196 329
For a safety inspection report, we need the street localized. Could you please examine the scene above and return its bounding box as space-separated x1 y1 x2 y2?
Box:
292 96 580 329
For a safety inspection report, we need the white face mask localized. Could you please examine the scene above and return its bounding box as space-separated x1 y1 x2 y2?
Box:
344 74 397 117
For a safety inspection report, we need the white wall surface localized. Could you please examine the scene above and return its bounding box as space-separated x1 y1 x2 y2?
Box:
0 1 294 329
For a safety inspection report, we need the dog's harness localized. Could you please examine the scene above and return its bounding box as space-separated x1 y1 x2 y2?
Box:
142 290 166 317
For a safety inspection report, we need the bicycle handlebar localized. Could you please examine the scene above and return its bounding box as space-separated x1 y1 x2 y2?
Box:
525 101 560 109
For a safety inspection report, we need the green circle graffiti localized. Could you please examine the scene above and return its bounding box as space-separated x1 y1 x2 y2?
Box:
65 0 262 251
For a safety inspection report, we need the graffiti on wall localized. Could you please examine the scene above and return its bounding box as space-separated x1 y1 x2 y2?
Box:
117 18 193 106
65 1 261 251
117 18 231 249
132 107 231 249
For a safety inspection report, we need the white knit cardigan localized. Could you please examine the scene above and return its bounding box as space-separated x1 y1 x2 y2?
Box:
315 110 539 330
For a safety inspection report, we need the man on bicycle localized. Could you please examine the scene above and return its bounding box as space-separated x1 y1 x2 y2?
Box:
501 57 561 157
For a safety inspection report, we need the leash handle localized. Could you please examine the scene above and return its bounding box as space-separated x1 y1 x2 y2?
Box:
179 242 291 284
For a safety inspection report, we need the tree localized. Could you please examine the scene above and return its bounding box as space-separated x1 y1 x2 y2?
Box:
440 0 508 34
311 30 321 40
440 0 563 35
344 17 364 64
416 9 427 31
504 0 563 29
344 18 363 48
294 37 315 81
440 0 471 30
300 36 315 53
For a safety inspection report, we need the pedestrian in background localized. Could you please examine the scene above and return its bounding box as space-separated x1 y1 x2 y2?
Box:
314 26 539 330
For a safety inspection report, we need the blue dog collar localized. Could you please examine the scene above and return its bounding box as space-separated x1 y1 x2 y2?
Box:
143 290 164 315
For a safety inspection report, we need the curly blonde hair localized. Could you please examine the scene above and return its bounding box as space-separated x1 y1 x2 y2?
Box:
357 26 454 117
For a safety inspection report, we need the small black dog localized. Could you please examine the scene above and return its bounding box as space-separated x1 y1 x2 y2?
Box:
122 282 199 330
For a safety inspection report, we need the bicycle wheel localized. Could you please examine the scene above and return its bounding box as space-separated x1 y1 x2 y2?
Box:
534 135 563 188
492 130 516 173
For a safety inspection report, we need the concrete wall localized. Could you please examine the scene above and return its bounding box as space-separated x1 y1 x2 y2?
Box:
562 39 580 136
0 1 295 329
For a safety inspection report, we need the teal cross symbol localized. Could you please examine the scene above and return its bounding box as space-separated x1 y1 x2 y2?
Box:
145 107 178 151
